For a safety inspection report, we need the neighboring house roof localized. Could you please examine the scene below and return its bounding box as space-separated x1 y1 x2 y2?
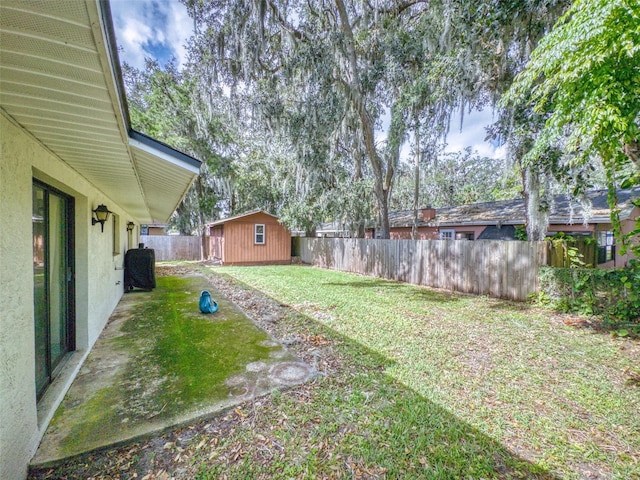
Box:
388 188 640 228
0 0 201 223
477 225 517 240
143 223 168 227
142 223 169 232
209 210 280 227
317 221 351 234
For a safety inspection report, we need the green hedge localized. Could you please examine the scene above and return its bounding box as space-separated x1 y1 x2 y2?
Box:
538 261 640 329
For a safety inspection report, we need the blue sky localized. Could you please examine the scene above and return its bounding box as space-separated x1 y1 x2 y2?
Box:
110 0 192 70
110 0 503 159
444 109 505 159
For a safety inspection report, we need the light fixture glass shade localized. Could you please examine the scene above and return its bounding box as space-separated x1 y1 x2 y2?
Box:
92 204 111 232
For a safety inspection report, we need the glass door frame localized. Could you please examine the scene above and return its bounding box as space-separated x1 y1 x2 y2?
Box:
33 179 76 400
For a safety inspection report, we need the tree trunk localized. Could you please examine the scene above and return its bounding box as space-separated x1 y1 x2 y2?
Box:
352 150 366 238
195 176 206 259
411 118 421 240
376 189 391 239
201 230 208 260
623 141 640 169
335 0 392 239
524 166 548 241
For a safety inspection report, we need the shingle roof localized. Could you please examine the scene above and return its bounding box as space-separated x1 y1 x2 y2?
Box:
208 210 278 227
389 188 640 228
477 225 517 240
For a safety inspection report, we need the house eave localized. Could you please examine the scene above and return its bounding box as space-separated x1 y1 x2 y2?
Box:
129 130 201 173
0 0 201 224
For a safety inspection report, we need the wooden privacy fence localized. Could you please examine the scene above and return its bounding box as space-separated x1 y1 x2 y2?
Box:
298 238 548 301
139 235 204 261
547 238 597 267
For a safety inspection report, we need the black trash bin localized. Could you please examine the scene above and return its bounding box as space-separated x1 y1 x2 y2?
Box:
124 247 156 290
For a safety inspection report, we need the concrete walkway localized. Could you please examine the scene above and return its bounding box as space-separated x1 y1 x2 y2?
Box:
31 274 314 468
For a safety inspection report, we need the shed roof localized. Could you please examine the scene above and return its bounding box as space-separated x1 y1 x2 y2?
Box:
209 210 280 227
388 188 640 228
0 0 200 223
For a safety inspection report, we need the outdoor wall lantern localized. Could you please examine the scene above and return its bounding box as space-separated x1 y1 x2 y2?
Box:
91 204 111 232
126 221 135 232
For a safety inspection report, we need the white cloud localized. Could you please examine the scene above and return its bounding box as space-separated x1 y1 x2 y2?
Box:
443 107 504 159
378 106 504 162
110 0 192 70
165 1 192 67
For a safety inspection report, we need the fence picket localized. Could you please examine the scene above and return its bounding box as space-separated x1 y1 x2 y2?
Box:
299 238 545 301
139 235 202 261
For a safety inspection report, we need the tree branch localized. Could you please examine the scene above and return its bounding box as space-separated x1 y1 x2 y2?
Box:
378 0 430 17
266 0 309 42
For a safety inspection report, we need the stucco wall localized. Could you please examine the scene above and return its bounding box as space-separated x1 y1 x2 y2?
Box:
0 115 136 479
619 208 640 267
1 116 40 480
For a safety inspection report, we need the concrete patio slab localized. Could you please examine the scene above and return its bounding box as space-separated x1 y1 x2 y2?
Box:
31 274 314 468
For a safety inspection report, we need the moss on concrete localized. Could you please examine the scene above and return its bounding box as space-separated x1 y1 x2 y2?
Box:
53 275 287 456
117 276 278 418
61 387 122 456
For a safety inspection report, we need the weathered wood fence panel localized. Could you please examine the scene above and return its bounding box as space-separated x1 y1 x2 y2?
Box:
139 235 204 261
298 238 547 301
547 238 597 267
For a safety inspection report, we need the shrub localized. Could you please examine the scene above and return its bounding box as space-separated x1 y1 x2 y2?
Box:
538 260 640 330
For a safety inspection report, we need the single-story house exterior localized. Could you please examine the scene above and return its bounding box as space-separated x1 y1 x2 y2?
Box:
208 210 291 265
366 188 640 268
0 2 201 479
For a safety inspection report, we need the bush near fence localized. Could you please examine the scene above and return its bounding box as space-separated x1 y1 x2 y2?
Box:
546 235 597 268
538 261 640 329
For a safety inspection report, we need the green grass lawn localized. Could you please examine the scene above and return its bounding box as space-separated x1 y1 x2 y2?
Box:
195 264 639 479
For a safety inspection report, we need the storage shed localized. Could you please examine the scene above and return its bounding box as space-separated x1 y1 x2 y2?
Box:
209 211 291 265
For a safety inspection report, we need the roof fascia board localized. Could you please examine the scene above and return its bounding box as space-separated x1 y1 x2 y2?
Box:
90 0 153 220
129 130 201 172
95 1 202 173
89 0 130 144
434 220 609 227
94 1 200 208
431 220 524 227
95 0 200 223
549 217 612 225
98 0 132 128
209 210 278 226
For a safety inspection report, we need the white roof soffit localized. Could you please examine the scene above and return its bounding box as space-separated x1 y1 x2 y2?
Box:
0 0 201 223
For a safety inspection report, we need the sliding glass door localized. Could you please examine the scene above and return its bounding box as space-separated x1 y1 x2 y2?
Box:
33 181 75 399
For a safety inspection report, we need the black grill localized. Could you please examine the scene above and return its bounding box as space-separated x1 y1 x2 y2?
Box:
124 248 156 290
